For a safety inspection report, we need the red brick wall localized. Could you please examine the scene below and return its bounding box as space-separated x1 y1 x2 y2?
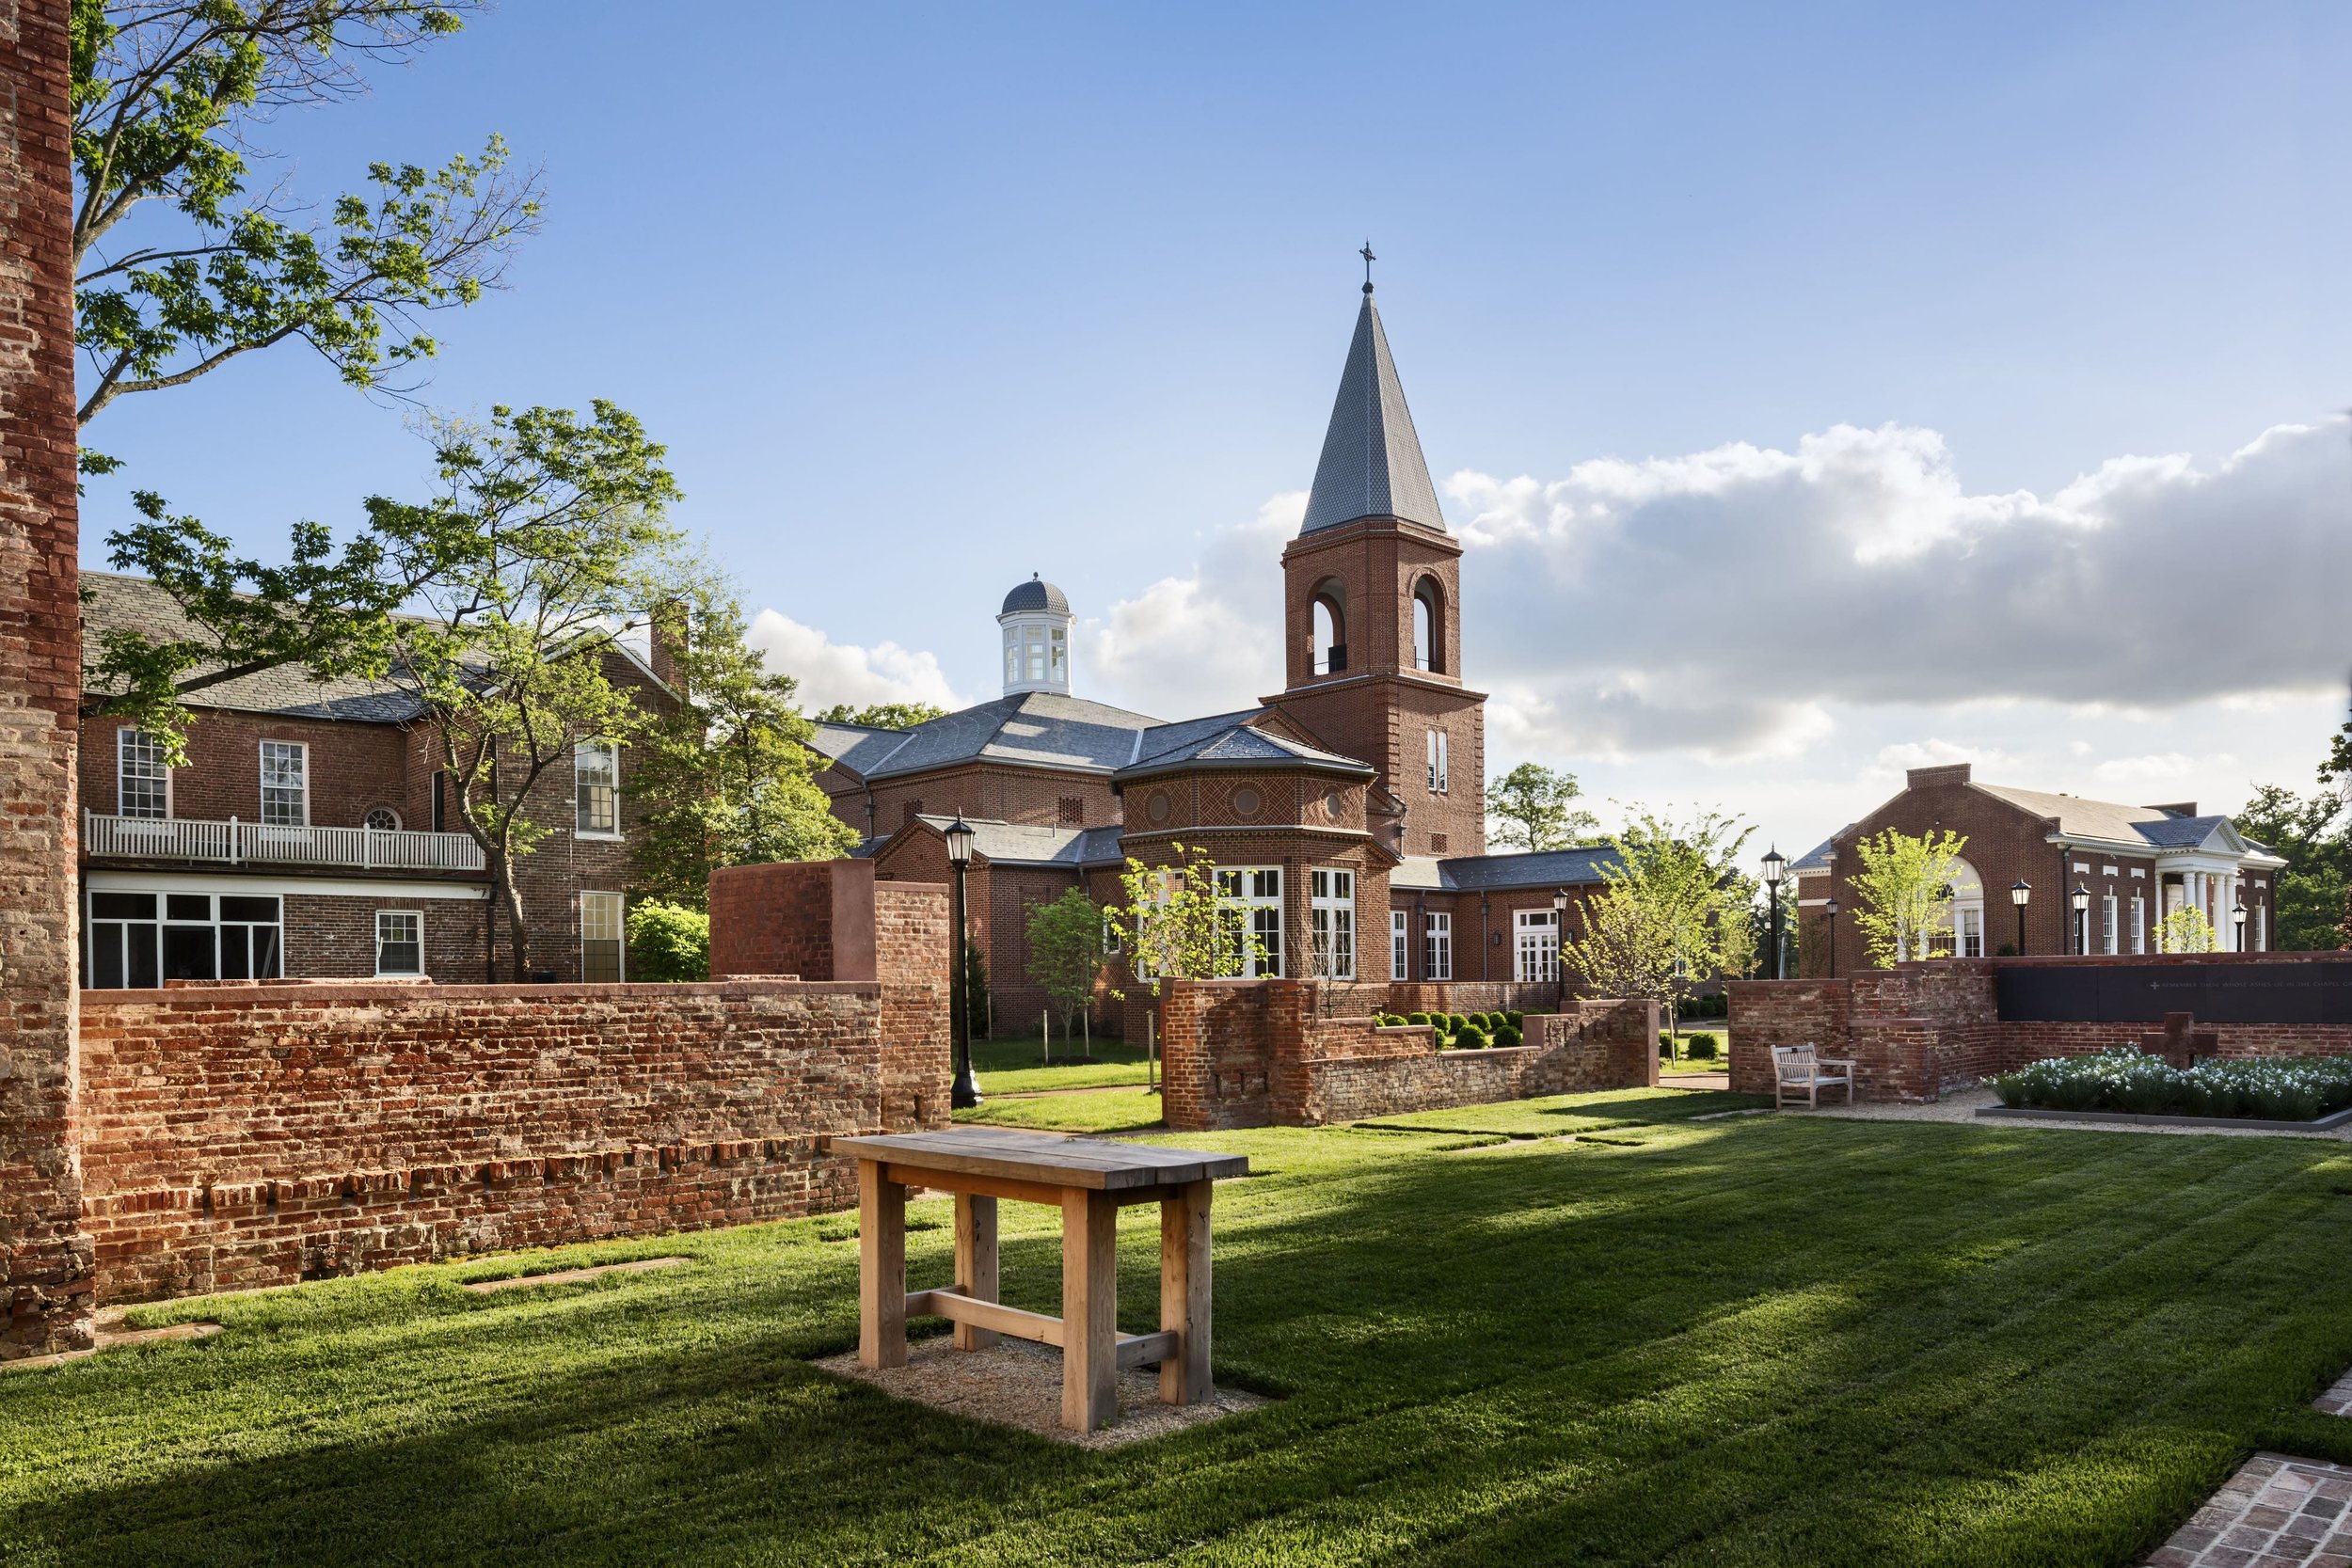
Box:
0 0 92 1357
76 978 931 1302
1159 980 1657 1131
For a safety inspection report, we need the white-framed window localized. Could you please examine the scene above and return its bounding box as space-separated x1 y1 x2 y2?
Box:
1426 729 1449 794
87 889 283 988
1515 908 1560 984
2101 895 2118 955
2257 903 2267 952
1412 593 1434 671
1956 907 1983 958
1424 911 1453 980
1003 625 1068 686
2131 895 2146 955
1391 910 1407 980
574 738 619 837
363 806 402 832
1213 866 1282 977
581 891 626 982
375 910 424 977
1310 867 1355 980
116 728 170 818
259 740 309 826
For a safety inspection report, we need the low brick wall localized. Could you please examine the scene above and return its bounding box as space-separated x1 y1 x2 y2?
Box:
76 977 946 1303
1732 954 2352 1103
1161 979 1658 1131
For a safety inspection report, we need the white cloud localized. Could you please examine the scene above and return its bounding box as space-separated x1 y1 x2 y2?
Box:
745 609 967 714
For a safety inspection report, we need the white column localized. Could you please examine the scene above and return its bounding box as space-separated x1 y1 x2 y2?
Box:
2224 872 2240 951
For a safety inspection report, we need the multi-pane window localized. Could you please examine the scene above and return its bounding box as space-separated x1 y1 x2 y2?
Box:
1310 867 1355 980
363 806 401 832
581 892 626 982
1515 908 1559 984
1425 729 1449 793
1002 626 1068 686
1956 906 1983 958
2130 895 2146 955
1214 866 1282 977
1391 910 1408 980
116 728 169 818
375 911 423 976
2101 895 2119 956
87 890 282 989
575 739 619 836
1424 911 1453 981
259 740 308 826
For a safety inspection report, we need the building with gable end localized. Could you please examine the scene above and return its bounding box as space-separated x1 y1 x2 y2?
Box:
811 281 1617 1031
1788 762 2286 975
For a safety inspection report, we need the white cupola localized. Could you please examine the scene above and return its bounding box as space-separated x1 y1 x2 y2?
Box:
998 574 1073 696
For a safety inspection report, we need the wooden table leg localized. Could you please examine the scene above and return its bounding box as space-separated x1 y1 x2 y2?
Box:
1159 1177 1213 1405
856 1159 906 1370
1060 1186 1119 1431
953 1192 999 1351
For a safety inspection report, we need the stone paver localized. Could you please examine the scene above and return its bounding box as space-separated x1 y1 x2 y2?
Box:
1809 1086 2352 1142
2147 1453 2352 1566
2318 1367 2352 1418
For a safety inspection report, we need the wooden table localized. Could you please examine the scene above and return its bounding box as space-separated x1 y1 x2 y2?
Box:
830 1126 1249 1432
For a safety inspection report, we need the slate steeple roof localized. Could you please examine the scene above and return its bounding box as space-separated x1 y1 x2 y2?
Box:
1298 290 1447 535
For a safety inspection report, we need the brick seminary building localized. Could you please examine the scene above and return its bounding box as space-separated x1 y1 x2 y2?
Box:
810 283 1615 1031
1791 761 2286 976
71 573 683 987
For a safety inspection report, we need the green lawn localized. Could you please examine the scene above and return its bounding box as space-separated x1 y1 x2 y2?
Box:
8 1095 2352 1565
956 1085 1168 1134
973 1032 1153 1095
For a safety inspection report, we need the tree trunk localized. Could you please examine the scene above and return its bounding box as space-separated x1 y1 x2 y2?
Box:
489 851 532 980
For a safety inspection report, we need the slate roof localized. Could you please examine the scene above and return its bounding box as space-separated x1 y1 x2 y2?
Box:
1298 292 1447 535
1116 719 1373 781
999 575 1070 616
907 816 1124 870
1391 846 1623 893
81 572 427 721
1970 784 2254 854
1790 832 1846 875
807 690 1173 780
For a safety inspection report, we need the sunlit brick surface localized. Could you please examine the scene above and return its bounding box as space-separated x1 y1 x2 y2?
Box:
2148 1454 2352 1567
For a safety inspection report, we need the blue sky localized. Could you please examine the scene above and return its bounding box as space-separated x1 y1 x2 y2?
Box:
82 1 2352 863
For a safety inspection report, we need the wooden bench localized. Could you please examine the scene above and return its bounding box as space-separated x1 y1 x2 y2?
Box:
1772 1043 1857 1109
830 1126 1249 1432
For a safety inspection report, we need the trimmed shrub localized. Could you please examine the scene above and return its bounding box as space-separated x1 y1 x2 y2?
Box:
625 899 709 982
1659 1031 1675 1056
1458 1026 1493 1050
1450 1013 1471 1035
1687 1036 1719 1061
1494 1023 1523 1048
1505 1010 1524 1028
1407 1011 1432 1027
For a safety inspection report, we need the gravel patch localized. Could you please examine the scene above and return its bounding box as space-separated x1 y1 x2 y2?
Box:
817 1336 1270 1449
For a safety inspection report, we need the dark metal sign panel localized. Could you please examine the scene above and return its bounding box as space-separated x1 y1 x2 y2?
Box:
1994 963 2352 1025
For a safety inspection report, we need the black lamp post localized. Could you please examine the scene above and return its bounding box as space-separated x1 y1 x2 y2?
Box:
1550 887 1570 1010
945 817 981 1109
2233 900 2249 951
1824 897 1840 978
2070 882 2090 956
1762 846 1787 980
2010 878 2031 956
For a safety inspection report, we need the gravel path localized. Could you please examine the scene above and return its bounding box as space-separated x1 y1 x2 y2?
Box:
1800 1085 2352 1141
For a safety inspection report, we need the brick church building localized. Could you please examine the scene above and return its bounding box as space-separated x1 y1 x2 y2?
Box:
811 283 1614 1029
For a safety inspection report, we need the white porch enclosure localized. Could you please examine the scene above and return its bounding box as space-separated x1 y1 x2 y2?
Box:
84 811 486 872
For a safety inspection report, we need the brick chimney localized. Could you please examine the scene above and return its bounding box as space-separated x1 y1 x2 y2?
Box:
1906 763 1972 789
648 598 688 696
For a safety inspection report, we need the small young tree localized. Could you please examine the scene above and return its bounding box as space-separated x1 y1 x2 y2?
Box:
1846 828 1969 967
626 587 855 908
2155 907 2220 954
1486 762 1600 851
1560 809 1755 1022
1025 888 1107 1042
1105 842 1268 998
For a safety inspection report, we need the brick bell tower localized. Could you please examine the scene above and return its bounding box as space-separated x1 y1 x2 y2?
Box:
1266 276 1487 859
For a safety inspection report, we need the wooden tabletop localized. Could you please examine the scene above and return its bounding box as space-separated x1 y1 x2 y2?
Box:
831 1126 1249 1190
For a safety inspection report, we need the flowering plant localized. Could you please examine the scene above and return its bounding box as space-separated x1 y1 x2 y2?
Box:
1989 1047 2352 1121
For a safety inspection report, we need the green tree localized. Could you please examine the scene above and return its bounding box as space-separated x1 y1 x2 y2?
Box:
1106 842 1269 1000
1486 762 1600 850
2233 783 2349 952
1025 888 1107 1035
625 900 709 983
71 0 539 438
813 701 948 729
364 402 685 978
1847 828 1969 967
1561 810 1755 1018
625 588 856 908
2155 906 2219 955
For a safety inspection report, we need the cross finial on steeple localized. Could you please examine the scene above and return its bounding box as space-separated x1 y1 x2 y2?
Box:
1359 240 1375 294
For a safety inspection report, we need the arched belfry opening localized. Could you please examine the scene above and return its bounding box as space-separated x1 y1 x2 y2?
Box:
1411 576 1444 674
1311 578 1348 675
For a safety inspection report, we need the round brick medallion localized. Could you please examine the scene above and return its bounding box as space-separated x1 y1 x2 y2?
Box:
1232 785 1262 818
1146 789 1171 825
1325 789 1348 820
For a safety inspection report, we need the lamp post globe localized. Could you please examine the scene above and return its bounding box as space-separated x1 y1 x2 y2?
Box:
2010 878 2031 956
1761 847 1787 981
944 817 981 1109
1550 888 1570 1009
2070 883 2090 956
2233 900 2249 950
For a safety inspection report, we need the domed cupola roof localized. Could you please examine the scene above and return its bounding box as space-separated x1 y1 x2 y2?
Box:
1000 574 1071 617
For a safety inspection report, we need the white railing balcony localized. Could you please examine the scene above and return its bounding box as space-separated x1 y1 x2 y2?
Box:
83 811 486 873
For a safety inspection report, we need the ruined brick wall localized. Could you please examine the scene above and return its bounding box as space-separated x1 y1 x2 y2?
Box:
1161 981 1657 1131
873 883 950 1129
75 978 922 1302
0 0 91 1356
1726 979 1852 1094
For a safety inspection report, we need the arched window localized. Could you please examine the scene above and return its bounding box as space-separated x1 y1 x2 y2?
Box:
1927 857 1985 959
1411 578 1442 673
1311 579 1347 674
